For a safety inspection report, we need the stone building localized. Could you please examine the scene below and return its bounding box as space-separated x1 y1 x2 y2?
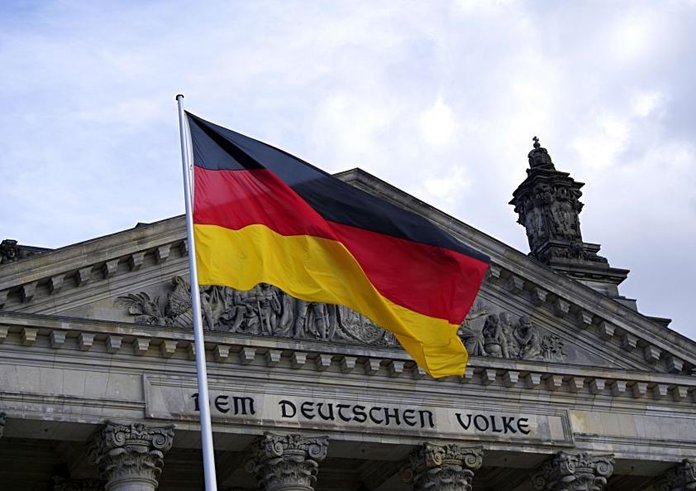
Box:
1 140 695 491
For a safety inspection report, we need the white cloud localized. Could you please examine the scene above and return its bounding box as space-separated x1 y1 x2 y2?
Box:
630 90 665 117
420 97 459 147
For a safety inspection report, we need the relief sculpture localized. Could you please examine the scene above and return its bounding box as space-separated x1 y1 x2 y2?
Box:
116 277 398 347
117 277 565 361
458 302 566 362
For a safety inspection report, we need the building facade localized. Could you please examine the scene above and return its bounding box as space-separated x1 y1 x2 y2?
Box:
1 142 695 491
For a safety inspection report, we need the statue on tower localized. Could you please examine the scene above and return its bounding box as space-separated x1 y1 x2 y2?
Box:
509 137 631 302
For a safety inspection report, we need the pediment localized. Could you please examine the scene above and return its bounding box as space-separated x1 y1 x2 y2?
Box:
1 170 693 378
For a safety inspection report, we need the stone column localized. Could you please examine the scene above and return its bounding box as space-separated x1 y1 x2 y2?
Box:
655 459 696 491
0 412 5 439
87 421 174 491
530 451 614 491
245 433 329 491
401 443 483 491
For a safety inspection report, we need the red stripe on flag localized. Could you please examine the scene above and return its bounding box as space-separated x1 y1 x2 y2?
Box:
194 167 487 323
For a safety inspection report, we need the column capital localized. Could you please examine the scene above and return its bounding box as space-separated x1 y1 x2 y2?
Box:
87 421 175 491
245 433 329 491
655 459 696 491
531 451 614 491
402 443 483 491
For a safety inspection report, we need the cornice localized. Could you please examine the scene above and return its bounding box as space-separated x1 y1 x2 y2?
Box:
1 311 694 408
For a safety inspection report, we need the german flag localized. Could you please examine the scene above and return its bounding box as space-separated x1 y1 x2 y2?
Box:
187 112 489 378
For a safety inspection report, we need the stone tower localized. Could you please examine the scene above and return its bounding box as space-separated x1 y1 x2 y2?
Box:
510 137 634 307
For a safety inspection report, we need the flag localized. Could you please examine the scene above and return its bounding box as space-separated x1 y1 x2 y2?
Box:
186 112 490 378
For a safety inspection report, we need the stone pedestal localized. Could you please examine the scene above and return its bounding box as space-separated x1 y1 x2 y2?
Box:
402 443 483 491
655 459 696 491
87 421 174 491
530 451 614 491
245 433 329 491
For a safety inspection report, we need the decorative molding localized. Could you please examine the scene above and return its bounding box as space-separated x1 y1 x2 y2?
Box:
0 316 695 404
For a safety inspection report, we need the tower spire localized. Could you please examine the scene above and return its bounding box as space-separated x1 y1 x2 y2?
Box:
510 138 633 306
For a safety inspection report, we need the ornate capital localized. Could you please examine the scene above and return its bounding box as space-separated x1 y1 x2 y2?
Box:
0 411 5 439
402 443 483 491
87 421 174 490
245 433 329 491
531 451 614 491
655 459 696 491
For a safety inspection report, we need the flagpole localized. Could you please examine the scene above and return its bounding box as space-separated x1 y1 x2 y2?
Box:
176 94 218 491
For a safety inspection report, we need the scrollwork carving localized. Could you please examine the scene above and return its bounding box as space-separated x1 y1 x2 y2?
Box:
87 421 174 490
246 433 329 491
654 459 696 491
402 443 483 491
530 451 614 491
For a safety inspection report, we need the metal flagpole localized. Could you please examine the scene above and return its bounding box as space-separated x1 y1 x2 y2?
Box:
176 94 219 491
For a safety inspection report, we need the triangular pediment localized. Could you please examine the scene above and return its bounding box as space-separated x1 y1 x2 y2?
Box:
1 170 693 378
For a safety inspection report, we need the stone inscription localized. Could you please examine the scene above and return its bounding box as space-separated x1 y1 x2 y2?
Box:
145 378 572 444
191 392 534 436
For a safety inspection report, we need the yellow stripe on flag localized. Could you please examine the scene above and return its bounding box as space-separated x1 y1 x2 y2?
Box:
194 223 468 377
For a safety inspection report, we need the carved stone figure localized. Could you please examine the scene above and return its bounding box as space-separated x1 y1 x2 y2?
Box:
87 421 175 491
530 451 614 491
402 443 483 491
498 312 518 358
245 433 329 491
513 316 542 360
0 239 49 265
482 314 508 358
0 239 20 264
457 304 488 356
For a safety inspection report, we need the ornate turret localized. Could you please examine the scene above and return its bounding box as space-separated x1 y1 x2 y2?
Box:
510 138 633 306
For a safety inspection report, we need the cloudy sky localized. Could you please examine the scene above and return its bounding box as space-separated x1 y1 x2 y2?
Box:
1 0 695 339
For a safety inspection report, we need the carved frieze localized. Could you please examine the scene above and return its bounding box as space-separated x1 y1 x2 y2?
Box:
117 278 398 347
245 433 329 491
402 443 483 491
459 302 566 362
655 459 696 491
87 421 174 490
117 278 566 362
530 451 614 491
